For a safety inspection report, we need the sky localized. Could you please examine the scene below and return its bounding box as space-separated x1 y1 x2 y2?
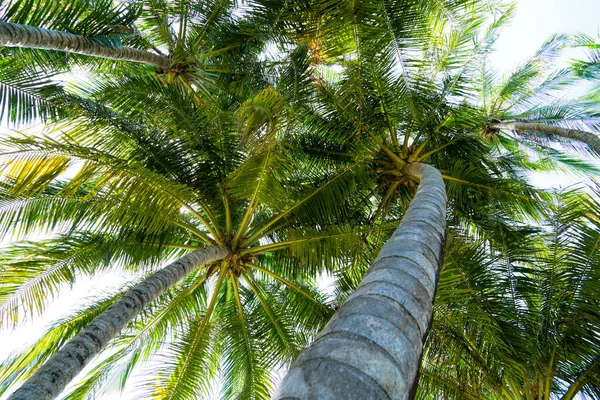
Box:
2 1 600 399
490 0 600 73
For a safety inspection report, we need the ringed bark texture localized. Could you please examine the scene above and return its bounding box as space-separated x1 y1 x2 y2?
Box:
490 122 600 154
0 22 170 69
273 163 447 400
8 246 229 400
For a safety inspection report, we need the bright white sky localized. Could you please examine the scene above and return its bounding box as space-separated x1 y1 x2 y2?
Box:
2 1 600 399
491 0 600 73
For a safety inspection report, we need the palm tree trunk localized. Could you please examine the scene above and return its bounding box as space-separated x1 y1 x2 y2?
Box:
273 163 447 400
0 22 170 69
8 246 229 400
490 122 600 154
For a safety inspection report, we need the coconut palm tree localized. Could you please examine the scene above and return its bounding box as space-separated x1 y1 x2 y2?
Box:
274 162 447 399
424 6 600 156
0 101 310 399
0 20 170 68
262 1 600 397
0 0 263 126
482 35 600 154
251 1 565 397
0 49 400 397
5 246 230 400
0 6 290 396
2 1 599 399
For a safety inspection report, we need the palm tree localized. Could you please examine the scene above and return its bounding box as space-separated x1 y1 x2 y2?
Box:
254 1 561 397
488 121 600 153
263 1 600 397
0 62 385 398
274 163 447 399
0 0 261 126
483 35 600 154
429 7 600 156
0 8 283 397
0 0 167 124
2 1 599 399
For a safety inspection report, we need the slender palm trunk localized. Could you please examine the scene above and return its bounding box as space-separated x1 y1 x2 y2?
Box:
0 22 170 69
8 246 229 400
273 163 447 400
490 122 600 154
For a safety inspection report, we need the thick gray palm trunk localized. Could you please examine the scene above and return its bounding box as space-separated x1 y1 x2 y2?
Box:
490 122 600 154
0 22 170 69
8 246 229 400
273 163 447 400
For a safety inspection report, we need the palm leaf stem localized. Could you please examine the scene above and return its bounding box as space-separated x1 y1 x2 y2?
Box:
365 129 405 167
543 347 556 400
561 356 600 400
177 1 187 44
379 96 400 152
229 271 256 396
402 118 413 155
410 138 430 162
243 263 318 303
240 161 365 247
195 203 224 243
440 174 542 202
173 221 214 245
378 2 416 119
240 272 291 351
223 191 232 239
369 181 400 227
239 227 392 256
232 146 273 249
415 138 459 162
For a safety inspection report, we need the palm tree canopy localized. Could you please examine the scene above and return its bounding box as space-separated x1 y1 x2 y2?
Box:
420 189 600 399
1 0 600 399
